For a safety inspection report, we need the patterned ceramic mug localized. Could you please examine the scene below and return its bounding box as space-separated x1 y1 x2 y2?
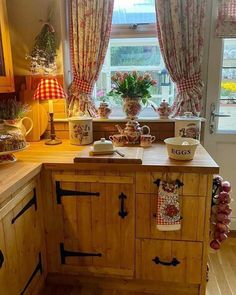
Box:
140 134 156 147
109 134 127 147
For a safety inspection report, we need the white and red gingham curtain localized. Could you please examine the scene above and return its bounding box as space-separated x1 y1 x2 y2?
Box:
216 0 236 37
155 0 206 117
68 0 114 117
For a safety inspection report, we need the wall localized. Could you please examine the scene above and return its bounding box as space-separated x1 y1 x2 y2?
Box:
6 0 64 76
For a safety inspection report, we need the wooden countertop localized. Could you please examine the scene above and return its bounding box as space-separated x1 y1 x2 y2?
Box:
0 140 219 205
0 161 42 207
15 140 219 173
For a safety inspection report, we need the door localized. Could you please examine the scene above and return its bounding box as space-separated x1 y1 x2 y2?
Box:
204 1 236 229
54 173 135 277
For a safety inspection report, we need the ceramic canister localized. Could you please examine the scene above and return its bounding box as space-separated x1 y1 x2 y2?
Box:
175 112 201 140
68 116 93 145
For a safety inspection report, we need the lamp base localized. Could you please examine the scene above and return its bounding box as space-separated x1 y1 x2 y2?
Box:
45 138 62 145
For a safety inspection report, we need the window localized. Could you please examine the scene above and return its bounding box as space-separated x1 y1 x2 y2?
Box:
219 39 236 131
94 0 175 118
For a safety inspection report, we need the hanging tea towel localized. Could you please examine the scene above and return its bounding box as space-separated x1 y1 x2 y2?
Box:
156 180 182 231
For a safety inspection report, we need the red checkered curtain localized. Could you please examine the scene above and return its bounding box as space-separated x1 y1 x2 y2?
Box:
68 0 114 117
155 0 207 117
216 0 236 37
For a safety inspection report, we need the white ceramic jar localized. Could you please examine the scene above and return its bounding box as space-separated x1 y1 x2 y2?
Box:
68 116 93 145
175 112 201 140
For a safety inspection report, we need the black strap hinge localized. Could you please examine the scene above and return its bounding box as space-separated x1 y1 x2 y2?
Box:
56 181 100 204
60 243 102 264
20 253 42 295
12 188 37 224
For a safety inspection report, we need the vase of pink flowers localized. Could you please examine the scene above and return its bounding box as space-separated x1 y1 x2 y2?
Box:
110 71 157 119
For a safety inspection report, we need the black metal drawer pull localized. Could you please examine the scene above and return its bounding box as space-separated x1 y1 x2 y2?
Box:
153 179 184 188
56 181 100 204
12 188 37 224
60 243 102 264
20 253 42 295
152 256 180 267
118 192 128 219
0 250 4 268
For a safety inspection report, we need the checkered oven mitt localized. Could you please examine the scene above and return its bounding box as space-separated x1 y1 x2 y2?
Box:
155 179 183 231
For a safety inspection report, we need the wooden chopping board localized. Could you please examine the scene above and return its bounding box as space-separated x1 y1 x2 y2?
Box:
74 146 144 164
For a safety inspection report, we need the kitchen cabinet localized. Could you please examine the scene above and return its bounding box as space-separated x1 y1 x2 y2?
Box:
0 175 45 295
0 0 14 92
44 171 135 277
14 141 219 295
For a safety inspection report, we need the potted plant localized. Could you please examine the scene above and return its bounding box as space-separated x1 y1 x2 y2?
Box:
110 71 157 119
0 98 30 121
0 98 33 137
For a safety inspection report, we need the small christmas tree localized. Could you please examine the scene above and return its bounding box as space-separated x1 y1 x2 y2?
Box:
27 20 57 74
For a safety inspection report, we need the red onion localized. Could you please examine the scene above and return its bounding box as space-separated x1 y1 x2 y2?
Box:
221 181 231 193
218 192 231 204
218 233 228 242
217 213 228 222
210 239 221 250
216 222 229 233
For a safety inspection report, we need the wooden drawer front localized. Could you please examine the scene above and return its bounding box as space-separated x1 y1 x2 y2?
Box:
54 174 135 276
136 194 205 241
136 172 209 197
136 239 202 284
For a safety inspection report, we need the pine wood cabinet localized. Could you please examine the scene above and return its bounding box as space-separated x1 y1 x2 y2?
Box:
0 0 14 93
41 168 213 295
0 176 45 295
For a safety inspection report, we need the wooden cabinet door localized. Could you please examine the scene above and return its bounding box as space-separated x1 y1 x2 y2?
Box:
54 174 135 277
0 178 44 294
0 0 14 93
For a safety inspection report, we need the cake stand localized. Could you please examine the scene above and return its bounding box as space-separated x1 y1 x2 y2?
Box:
0 144 29 164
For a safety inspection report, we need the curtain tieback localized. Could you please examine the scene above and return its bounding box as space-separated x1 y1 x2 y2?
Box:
73 76 93 94
176 74 201 93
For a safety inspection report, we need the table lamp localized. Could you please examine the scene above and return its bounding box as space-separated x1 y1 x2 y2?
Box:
33 77 67 145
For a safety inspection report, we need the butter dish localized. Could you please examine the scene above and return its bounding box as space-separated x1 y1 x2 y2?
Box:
90 138 124 157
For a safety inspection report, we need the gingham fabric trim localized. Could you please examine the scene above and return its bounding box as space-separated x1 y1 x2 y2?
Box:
156 181 181 229
219 0 236 21
33 78 67 100
176 74 200 93
73 76 93 94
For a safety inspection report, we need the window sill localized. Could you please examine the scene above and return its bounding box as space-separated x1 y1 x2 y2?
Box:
55 117 206 123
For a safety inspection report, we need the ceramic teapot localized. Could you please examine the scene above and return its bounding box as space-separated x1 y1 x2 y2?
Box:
98 102 111 119
0 117 33 137
152 99 171 119
115 120 150 144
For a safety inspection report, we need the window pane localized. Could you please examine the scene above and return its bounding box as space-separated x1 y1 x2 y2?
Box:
111 45 160 66
219 39 236 131
95 38 175 118
112 0 156 24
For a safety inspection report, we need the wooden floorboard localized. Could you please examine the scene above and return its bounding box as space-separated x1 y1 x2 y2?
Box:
40 238 236 295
